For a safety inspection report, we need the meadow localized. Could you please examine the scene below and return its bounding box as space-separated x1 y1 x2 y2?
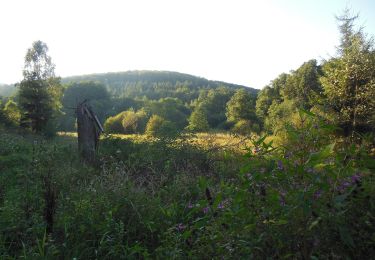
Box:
1 110 374 259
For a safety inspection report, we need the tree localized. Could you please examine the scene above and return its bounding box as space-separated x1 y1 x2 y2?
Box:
145 114 178 137
197 87 233 128
18 41 62 133
187 106 209 132
255 73 287 120
226 89 257 122
283 60 322 109
320 10 375 138
144 98 190 130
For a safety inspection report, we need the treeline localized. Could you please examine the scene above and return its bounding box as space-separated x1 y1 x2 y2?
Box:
57 80 258 136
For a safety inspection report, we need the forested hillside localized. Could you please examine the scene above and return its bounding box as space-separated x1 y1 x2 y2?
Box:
0 83 16 97
57 71 259 133
62 70 258 100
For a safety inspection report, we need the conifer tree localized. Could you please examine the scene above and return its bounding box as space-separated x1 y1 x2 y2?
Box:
320 10 375 138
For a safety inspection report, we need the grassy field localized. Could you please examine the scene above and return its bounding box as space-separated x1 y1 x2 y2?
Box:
58 131 256 153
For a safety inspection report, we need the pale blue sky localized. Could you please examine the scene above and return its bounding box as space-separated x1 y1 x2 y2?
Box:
0 0 374 89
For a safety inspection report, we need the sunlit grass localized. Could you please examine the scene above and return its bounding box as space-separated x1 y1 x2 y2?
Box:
58 131 256 153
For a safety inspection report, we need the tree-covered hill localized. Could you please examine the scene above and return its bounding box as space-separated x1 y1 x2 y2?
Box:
0 83 16 97
62 70 258 101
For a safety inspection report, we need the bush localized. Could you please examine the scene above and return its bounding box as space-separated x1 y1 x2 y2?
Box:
145 115 178 138
104 109 148 134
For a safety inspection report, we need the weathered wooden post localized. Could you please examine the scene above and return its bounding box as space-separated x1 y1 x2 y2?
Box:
76 101 104 164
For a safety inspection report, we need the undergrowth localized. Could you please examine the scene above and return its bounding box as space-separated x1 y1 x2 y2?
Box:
0 111 374 259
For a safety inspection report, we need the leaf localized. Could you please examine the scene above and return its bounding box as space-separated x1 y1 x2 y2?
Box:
299 108 316 117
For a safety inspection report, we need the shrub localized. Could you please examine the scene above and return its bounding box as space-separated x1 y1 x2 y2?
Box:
104 109 148 134
145 115 178 138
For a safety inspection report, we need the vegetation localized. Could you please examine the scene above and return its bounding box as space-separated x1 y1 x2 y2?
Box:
0 9 374 259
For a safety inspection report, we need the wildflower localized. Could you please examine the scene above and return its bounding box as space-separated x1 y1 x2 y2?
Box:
279 191 286 206
217 199 230 209
284 151 292 159
203 207 210 214
351 173 361 184
277 160 284 171
176 223 186 232
313 190 322 199
337 181 351 192
187 201 194 209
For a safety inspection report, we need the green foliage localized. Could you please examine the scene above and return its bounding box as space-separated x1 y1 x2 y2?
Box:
104 108 147 134
144 98 190 130
226 88 259 133
145 114 178 138
226 89 257 122
196 87 235 129
1 106 374 258
283 59 323 109
121 109 148 134
265 99 297 134
18 41 62 134
255 73 286 123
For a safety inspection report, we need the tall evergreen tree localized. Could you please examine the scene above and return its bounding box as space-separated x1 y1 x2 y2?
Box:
18 41 62 133
320 10 375 138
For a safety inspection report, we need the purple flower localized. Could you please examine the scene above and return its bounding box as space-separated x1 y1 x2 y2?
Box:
351 173 361 184
217 199 230 209
202 207 210 214
337 181 351 192
313 190 322 200
176 223 186 232
277 160 284 171
187 201 194 209
279 191 286 206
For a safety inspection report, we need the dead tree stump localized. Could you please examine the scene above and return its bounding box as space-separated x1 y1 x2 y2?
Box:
76 101 103 164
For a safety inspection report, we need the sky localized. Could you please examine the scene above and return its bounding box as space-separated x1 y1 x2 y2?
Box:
0 0 375 89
